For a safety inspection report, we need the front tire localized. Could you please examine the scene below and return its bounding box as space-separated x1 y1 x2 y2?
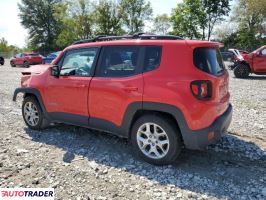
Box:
22 96 49 130
10 61 16 67
131 115 182 165
234 64 250 78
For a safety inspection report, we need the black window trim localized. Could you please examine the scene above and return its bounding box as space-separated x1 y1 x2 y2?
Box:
94 45 145 78
55 46 101 77
193 47 225 77
54 44 163 79
143 45 163 72
94 45 162 78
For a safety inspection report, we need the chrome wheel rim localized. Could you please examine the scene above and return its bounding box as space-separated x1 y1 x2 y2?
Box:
23 102 39 126
136 123 170 159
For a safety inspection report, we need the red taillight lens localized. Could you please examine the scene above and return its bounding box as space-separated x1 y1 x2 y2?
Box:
190 80 212 100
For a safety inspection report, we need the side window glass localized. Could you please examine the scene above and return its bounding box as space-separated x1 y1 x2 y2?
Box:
261 49 266 55
97 46 140 77
60 48 98 77
144 46 162 72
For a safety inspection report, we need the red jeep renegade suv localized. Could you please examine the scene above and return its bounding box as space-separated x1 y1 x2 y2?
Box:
13 34 232 165
233 45 266 78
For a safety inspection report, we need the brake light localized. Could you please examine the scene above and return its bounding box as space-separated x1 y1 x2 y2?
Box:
190 80 212 100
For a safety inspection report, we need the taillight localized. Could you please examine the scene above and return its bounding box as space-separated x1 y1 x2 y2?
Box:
190 80 212 100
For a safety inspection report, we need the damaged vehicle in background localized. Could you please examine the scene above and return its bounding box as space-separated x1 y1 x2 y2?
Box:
231 46 266 78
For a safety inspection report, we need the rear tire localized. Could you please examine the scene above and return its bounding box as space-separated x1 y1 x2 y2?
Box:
23 61 30 68
22 96 49 130
131 114 182 165
234 64 250 78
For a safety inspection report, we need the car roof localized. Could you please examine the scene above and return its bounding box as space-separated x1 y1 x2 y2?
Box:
66 39 222 51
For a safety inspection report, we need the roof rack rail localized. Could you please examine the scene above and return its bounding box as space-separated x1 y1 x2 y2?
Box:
72 33 183 45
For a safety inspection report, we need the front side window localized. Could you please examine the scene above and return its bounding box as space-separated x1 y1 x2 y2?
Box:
96 46 140 77
193 48 225 76
60 48 98 77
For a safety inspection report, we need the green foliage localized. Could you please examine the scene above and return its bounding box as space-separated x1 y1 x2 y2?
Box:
203 0 231 40
119 0 153 33
0 38 9 53
171 0 230 40
55 0 94 47
17 0 263 53
219 0 266 51
0 38 24 57
94 0 124 35
171 0 204 39
18 0 63 53
152 14 171 35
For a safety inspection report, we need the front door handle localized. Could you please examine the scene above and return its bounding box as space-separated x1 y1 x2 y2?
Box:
123 86 138 92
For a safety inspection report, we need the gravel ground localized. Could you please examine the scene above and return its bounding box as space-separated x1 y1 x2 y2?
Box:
0 60 265 200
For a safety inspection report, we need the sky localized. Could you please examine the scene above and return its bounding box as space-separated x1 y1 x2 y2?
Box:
0 0 182 48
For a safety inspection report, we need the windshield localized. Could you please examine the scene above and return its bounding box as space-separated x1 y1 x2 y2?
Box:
193 48 225 76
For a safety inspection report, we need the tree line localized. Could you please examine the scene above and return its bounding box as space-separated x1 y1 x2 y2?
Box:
17 0 154 54
1 0 265 56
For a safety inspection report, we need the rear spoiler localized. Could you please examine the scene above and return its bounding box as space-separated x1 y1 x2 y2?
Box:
186 40 224 48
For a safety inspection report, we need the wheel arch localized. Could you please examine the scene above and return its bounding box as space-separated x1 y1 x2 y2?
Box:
239 61 251 71
13 88 47 114
122 102 189 143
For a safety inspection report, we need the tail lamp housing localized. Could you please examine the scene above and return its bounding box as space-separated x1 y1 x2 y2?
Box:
190 80 212 100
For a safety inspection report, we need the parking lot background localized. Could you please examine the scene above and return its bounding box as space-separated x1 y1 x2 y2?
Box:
0 59 265 200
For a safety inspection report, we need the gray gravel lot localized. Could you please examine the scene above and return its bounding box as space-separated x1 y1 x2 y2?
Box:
0 60 265 200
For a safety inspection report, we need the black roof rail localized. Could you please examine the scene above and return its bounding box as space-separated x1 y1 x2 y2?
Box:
72 33 183 45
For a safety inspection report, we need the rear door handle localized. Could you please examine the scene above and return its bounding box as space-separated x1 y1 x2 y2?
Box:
123 86 138 92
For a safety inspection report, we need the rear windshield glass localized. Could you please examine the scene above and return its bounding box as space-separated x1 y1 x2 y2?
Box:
193 48 225 75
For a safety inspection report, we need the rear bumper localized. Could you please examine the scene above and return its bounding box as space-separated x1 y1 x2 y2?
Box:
183 104 232 150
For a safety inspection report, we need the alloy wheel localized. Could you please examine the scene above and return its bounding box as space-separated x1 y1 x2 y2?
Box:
23 102 39 126
136 122 170 159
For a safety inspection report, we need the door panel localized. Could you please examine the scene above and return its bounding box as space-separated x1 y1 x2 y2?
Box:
89 76 143 126
14 54 23 65
44 47 99 120
89 45 143 127
253 49 266 72
45 76 91 116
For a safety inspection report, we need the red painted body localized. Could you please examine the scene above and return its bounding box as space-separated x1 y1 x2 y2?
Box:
11 53 43 65
21 39 230 132
242 45 266 73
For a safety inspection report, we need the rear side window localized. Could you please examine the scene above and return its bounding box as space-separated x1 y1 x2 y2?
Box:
144 46 162 72
194 48 225 76
97 46 140 77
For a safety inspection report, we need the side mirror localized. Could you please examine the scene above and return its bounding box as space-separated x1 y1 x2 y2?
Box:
51 65 60 77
